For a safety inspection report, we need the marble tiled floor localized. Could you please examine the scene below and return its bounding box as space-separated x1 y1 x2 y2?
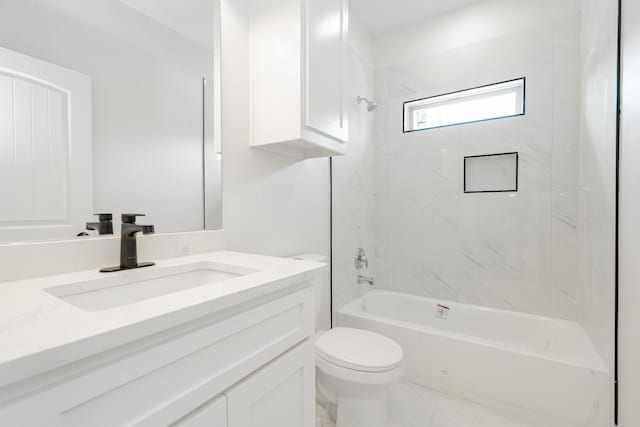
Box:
317 380 535 427
387 380 532 427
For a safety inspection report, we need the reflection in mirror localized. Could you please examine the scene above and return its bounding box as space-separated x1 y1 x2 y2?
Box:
0 0 222 243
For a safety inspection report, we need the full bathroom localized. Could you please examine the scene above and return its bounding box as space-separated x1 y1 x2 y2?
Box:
0 0 638 426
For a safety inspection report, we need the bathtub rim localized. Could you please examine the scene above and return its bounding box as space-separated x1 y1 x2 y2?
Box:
337 290 608 373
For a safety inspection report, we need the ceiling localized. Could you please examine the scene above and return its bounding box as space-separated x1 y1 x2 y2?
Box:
350 0 485 36
117 0 485 49
119 0 213 50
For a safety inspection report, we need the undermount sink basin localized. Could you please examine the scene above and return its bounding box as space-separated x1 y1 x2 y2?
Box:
44 262 257 312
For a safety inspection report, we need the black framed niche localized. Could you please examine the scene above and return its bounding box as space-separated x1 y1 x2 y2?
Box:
464 152 519 193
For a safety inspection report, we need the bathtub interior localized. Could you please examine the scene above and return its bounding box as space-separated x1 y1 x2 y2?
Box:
345 290 607 371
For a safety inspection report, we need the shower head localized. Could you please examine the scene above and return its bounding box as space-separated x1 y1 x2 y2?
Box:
357 96 378 112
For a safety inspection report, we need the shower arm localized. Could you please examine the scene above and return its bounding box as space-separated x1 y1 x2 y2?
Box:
357 96 378 112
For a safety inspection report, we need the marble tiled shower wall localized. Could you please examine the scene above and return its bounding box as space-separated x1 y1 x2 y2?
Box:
579 0 618 365
331 17 376 312
372 15 583 320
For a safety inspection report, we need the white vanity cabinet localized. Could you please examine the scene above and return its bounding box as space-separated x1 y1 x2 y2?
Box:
177 339 314 427
0 286 316 427
244 0 349 159
226 338 315 427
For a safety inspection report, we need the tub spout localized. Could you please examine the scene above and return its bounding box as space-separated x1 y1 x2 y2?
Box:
358 275 375 286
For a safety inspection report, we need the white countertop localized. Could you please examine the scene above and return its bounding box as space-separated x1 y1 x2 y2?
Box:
0 251 324 389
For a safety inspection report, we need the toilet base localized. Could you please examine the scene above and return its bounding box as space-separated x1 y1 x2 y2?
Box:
336 394 388 427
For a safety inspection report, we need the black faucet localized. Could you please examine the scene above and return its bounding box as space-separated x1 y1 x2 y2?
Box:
86 213 114 235
100 214 155 273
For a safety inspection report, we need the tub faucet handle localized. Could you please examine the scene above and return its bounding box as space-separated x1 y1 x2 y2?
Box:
355 248 369 270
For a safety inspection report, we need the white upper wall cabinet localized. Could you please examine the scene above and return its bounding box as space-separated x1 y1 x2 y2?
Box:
248 0 349 159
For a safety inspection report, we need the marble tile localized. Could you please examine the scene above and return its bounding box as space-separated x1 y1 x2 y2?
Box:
388 381 440 427
385 381 543 427
553 44 580 107
362 13 583 321
553 14 581 52
552 190 579 233
552 232 580 291
458 118 553 194
550 286 583 321
331 19 376 316
580 0 618 364
553 103 580 148
316 404 335 427
552 145 580 192
430 397 532 427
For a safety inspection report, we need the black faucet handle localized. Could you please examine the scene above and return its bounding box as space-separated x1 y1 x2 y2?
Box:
122 213 146 224
87 213 114 235
94 213 113 222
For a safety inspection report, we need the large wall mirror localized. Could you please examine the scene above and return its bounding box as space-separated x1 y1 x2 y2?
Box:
0 0 222 243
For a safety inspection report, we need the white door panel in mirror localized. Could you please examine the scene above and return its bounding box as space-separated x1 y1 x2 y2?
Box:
0 47 92 244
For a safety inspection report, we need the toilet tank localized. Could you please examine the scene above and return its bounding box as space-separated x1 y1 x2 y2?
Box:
290 254 330 331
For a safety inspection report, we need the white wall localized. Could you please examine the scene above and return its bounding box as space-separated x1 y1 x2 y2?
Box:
619 0 640 424
368 0 584 320
0 230 226 283
219 0 331 325
219 0 373 329
331 17 376 316
0 0 219 235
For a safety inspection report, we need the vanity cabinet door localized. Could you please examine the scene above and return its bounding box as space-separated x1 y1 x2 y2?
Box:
176 395 227 427
226 340 315 427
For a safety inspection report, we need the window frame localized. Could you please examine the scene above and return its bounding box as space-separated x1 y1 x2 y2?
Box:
402 77 526 133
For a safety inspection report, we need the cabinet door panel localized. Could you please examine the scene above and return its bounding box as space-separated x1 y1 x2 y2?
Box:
226 340 315 427
176 395 227 427
305 0 348 142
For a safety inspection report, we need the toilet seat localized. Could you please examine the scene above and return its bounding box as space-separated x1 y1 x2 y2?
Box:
316 327 403 373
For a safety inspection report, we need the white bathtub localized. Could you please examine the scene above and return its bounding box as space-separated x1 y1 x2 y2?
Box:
336 291 610 425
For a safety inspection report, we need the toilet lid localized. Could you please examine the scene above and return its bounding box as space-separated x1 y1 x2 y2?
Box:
316 327 403 373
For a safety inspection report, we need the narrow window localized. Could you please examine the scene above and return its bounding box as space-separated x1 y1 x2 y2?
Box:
403 78 525 132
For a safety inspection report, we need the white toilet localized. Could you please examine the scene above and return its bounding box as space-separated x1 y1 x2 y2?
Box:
315 327 404 427
290 254 404 427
